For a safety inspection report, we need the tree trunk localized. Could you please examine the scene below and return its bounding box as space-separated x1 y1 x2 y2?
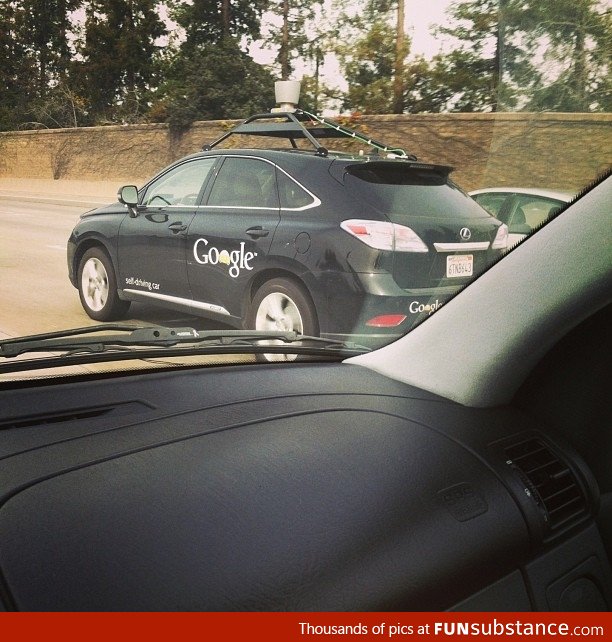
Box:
572 18 588 110
222 0 231 36
492 5 502 113
392 0 405 114
280 0 290 80
314 47 321 112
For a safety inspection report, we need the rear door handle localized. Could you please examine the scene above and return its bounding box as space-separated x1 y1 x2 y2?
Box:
168 222 187 233
246 226 269 238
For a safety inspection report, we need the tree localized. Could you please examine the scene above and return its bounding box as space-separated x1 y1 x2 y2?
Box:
263 0 318 81
423 0 610 113
74 0 167 123
0 1 29 130
0 0 82 129
150 38 275 135
151 1 274 133
13 0 81 93
337 1 411 114
340 21 394 112
170 0 269 52
425 0 541 112
514 0 611 111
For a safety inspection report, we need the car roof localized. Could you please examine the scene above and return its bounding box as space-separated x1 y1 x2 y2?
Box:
469 187 574 201
177 147 450 173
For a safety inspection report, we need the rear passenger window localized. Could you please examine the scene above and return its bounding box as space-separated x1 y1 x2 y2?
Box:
277 171 316 209
207 158 278 208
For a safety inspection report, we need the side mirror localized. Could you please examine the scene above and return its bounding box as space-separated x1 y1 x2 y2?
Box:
118 185 139 207
117 185 139 218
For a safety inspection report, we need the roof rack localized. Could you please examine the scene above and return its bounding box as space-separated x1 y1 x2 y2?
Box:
202 110 416 160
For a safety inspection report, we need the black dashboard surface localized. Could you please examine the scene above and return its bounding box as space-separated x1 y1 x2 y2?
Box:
0 362 609 611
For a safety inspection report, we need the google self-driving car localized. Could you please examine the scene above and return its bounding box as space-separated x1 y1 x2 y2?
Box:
67 109 507 350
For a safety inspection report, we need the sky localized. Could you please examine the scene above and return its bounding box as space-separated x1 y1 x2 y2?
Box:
400 0 456 57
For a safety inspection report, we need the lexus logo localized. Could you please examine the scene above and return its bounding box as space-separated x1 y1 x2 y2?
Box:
459 227 472 241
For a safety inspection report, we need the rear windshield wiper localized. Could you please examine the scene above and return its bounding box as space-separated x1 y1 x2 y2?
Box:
0 324 370 373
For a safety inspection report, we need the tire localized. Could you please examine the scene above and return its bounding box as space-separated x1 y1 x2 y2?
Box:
77 247 131 321
247 278 318 362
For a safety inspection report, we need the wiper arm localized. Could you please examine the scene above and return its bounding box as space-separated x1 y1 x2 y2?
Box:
0 324 199 358
0 324 370 359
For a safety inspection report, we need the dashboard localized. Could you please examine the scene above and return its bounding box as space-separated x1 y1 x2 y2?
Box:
0 350 610 611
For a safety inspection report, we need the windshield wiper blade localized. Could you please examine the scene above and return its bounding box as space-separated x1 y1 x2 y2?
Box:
0 325 198 358
0 324 370 359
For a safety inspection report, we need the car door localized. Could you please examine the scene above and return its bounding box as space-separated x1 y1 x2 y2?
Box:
117 157 217 308
507 194 565 234
186 156 281 320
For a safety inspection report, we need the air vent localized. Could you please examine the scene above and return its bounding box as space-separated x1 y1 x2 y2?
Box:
505 437 588 534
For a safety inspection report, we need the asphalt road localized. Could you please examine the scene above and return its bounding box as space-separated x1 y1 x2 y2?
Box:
0 199 233 340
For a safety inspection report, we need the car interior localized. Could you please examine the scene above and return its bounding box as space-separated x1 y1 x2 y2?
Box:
0 174 609 611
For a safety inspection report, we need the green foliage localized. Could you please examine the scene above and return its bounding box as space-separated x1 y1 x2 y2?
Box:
150 38 275 135
428 0 527 111
337 1 411 114
339 14 399 113
171 0 269 51
14 0 81 88
0 0 608 131
0 2 26 129
426 0 610 113
0 0 82 129
73 0 167 124
340 0 609 114
151 1 274 134
263 0 317 80
511 0 611 111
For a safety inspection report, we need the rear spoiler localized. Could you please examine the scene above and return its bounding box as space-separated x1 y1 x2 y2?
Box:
329 160 454 185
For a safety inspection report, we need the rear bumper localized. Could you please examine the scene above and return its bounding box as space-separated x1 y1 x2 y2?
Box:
305 271 463 338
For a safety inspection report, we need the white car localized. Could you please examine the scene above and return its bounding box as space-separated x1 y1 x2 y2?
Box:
470 187 573 247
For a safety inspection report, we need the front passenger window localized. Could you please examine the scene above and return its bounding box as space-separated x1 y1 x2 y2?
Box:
143 158 216 207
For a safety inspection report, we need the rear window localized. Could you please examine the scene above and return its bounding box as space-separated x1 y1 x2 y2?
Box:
345 163 491 221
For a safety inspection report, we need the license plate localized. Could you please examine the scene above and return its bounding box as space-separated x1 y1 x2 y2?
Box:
446 254 473 278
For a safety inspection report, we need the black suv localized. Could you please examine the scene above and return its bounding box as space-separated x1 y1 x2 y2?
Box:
67 110 507 349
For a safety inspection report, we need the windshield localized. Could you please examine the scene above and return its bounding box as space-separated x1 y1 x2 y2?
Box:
0 0 609 377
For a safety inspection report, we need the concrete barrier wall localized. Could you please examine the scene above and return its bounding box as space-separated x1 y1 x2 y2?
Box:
1 112 610 191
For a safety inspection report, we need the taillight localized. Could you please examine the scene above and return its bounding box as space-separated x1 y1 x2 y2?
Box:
341 219 428 252
366 314 407 328
492 223 509 250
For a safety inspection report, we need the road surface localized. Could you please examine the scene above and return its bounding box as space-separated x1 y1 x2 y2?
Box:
0 199 234 341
